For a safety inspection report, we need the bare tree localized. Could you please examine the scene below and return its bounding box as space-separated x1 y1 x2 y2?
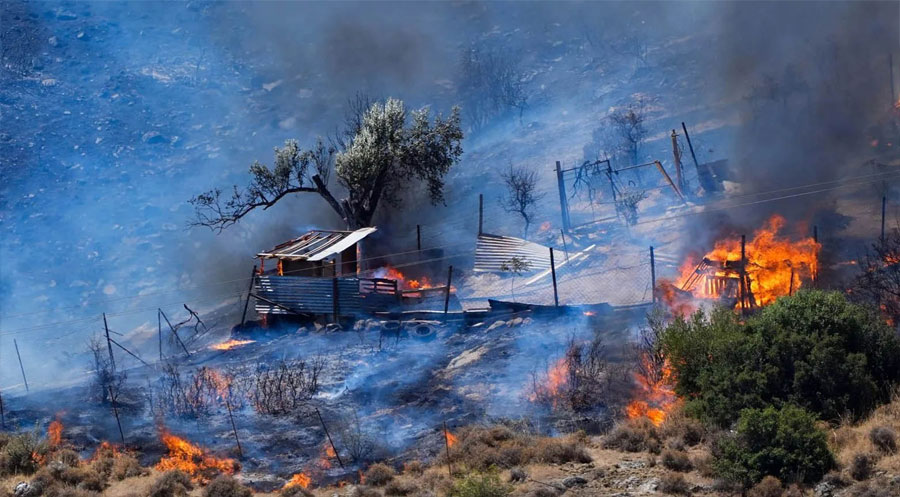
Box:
334 410 377 463
613 34 649 67
190 98 463 231
499 166 545 237
608 98 648 166
854 228 900 326
458 42 529 131
87 334 127 405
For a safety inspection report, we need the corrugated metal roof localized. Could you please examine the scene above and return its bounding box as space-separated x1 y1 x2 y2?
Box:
257 227 377 261
474 232 552 273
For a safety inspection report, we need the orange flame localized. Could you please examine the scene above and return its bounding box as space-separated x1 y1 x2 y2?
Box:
375 265 435 291
625 356 678 426
528 356 570 407
285 473 312 489
318 442 336 469
91 441 121 461
209 339 255 351
358 469 366 484
444 429 458 448
663 215 819 312
539 221 552 232
47 419 63 447
155 429 238 482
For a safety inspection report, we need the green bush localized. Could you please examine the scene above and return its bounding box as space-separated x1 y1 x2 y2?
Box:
449 470 511 497
661 291 900 426
713 405 834 487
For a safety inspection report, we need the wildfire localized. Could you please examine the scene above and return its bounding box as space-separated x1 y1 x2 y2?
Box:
210 339 255 351
91 441 122 461
625 356 678 426
664 215 819 312
318 442 336 469
285 473 312 489
373 265 434 291
156 429 239 482
47 418 63 447
444 428 458 448
528 356 570 407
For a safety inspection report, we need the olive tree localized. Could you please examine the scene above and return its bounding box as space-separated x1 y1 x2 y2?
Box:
190 98 463 231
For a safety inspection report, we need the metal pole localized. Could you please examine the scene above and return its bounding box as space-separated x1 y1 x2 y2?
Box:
443 421 453 478
560 229 569 263
443 266 453 314
332 277 340 323
555 161 571 232
103 313 116 374
160 309 191 356
109 385 125 445
417 225 421 251
315 408 344 468
650 246 656 304
550 248 559 307
681 122 700 177
671 130 683 194
14 339 28 392
882 195 887 243
478 194 484 235
158 309 163 363
225 397 242 458
240 265 257 327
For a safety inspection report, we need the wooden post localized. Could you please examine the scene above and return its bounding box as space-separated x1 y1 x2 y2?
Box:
240 265 257 327
478 194 484 235
681 122 700 177
443 421 453 478
789 267 795 296
225 397 242 458
444 266 453 314
103 313 116 374
14 339 28 392
550 248 559 307
332 277 340 323
555 161 571 232
671 130 684 194
653 160 684 200
160 309 191 356
650 246 656 304
740 235 747 312
416 224 421 251
882 195 887 243
560 229 570 262
109 386 125 445
315 408 344 468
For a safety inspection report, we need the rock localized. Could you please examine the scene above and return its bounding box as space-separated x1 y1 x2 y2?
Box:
486 320 506 332
509 467 527 482
814 481 836 497
324 323 342 333
141 131 168 144
14 481 41 497
509 317 524 326
48 36 58 47
636 477 659 492
562 476 587 488
55 10 77 20
41 79 57 87
522 317 533 325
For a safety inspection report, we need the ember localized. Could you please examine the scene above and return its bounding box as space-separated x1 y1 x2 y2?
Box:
156 429 239 482
210 339 255 351
625 356 678 426
285 473 312 489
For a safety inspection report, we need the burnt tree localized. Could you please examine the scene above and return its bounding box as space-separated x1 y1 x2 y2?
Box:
499 165 545 237
189 97 463 231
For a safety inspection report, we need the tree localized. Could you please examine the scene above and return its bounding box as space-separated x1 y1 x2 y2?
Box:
854 227 900 325
190 98 463 231
608 98 648 166
499 165 545 237
458 42 529 131
500 256 530 302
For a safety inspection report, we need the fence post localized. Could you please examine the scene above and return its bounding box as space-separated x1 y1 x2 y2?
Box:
417 224 422 251
332 277 340 323
555 161 570 232
444 266 453 314
240 265 257 327
478 194 483 235
550 248 559 307
103 313 117 375
671 130 684 194
650 246 656 304
681 122 700 178
740 235 747 312
813 225 818 286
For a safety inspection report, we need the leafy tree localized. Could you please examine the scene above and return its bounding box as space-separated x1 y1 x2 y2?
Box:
713 405 833 487
190 98 463 231
498 165 545 237
661 291 900 427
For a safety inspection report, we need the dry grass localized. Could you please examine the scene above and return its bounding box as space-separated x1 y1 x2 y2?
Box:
829 388 900 476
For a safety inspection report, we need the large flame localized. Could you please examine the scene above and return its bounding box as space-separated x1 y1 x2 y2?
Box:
664 215 819 312
156 429 238 482
528 356 570 407
210 339 255 351
285 473 312 489
625 356 678 426
47 419 63 447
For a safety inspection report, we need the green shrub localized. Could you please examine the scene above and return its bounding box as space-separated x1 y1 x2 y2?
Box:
661 291 900 426
713 405 834 487
448 470 511 497
203 475 252 497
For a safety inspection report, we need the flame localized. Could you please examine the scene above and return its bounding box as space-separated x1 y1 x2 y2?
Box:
155 429 238 482
91 441 121 461
358 469 366 484
444 428 458 448
625 356 678 426
528 356 570 407
47 419 63 447
663 215 819 312
583 311 596 316
539 221 552 232
285 473 312 489
373 265 435 291
318 442 335 469
209 339 255 351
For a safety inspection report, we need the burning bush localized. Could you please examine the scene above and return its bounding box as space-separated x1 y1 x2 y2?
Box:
713 404 833 487
155 430 239 483
0 429 48 476
660 291 900 426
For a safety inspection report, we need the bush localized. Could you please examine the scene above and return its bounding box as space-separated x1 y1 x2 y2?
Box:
384 479 418 496
0 430 47 475
868 426 897 454
403 460 424 475
660 411 704 447
849 453 876 481
110 454 146 481
657 472 689 494
448 470 511 497
714 405 834 487
149 470 194 497
349 487 381 497
281 485 314 497
530 437 592 464
603 419 660 453
660 450 692 472
661 291 900 426
365 463 396 487
203 475 252 497
748 476 783 497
